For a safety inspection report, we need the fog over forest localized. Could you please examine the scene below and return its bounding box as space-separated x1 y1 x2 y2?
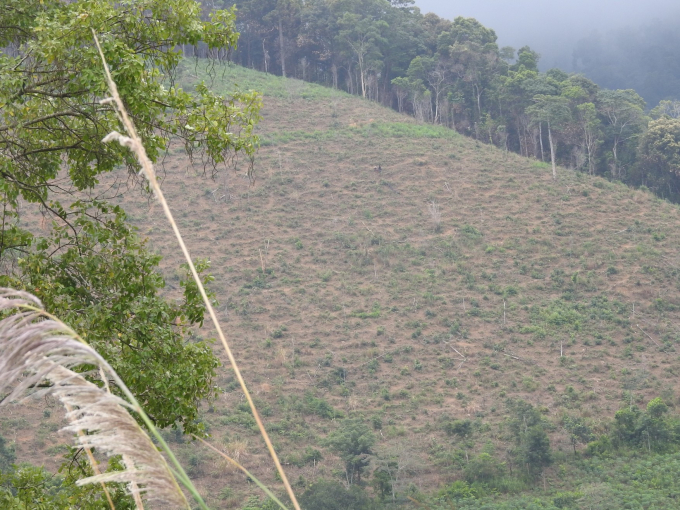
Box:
414 0 680 71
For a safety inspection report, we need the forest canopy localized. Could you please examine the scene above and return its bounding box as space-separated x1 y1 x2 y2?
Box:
214 0 680 200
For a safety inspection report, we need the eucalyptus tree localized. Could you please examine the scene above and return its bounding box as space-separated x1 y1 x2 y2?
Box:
527 95 572 180
597 89 647 179
336 12 388 98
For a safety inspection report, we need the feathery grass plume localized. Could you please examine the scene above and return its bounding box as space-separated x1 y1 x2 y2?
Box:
93 31 300 510
0 289 191 509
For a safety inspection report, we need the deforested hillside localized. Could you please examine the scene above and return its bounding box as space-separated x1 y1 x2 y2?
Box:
131 63 680 506
11 62 680 508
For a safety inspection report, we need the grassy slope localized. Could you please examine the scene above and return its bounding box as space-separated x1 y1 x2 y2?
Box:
8 63 680 507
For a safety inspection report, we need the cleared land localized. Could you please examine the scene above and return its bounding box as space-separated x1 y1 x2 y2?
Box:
8 63 680 507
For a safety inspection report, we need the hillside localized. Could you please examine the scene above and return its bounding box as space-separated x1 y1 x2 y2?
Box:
9 63 680 508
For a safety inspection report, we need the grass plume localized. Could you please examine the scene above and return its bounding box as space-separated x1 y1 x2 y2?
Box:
0 289 192 508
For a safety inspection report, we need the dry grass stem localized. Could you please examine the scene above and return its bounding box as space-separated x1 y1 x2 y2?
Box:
193 435 288 510
93 32 299 509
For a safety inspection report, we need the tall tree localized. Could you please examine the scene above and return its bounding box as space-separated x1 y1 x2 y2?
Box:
575 102 601 175
527 95 572 179
597 89 646 179
337 12 388 98
637 117 680 198
0 0 261 434
324 418 375 485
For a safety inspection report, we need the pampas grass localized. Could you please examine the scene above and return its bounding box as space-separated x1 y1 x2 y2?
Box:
0 289 191 509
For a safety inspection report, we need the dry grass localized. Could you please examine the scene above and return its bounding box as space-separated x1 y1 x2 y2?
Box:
10 61 680 506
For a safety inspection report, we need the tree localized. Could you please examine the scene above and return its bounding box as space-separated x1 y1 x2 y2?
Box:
439 17 501 126
337 13 388 99
575 102 601 175
372 440 422 502
596 89 646 179
638 117 680 199
512 46 540 73
0 0 261 434
0 453 134 509
464 444 505 484
527 95 572 179
263 0 302 77
507 400 552 477
563 416 593 454
0 435 15 474
651 100 680 119
611 398 676 452
391 77 409 113
324 419 375 485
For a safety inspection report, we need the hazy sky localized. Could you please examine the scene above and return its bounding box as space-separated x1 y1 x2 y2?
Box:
414 0 680 70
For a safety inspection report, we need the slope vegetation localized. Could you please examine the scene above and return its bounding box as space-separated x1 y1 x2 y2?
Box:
10 63 680 508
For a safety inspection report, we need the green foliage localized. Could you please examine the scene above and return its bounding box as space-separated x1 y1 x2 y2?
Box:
506 400 552 476
351 302 381 319
437 480 481 502
464 450 506 484
0 451 134 509
443 419 473 438
300 392 342 419
637 117 680 200
224 0 680 203
298 480 375 510
0 436 14 474
288 447 323 468
604 398 679 453
18 213 220 435
323 419 375 484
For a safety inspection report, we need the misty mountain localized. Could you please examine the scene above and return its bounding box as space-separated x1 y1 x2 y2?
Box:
573 16 680 106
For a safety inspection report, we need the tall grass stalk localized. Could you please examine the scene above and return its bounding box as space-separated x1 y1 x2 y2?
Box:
0 290 196 508
193 435 288 509
93 32 300 509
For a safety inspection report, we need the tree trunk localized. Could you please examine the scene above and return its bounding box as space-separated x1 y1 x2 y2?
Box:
548 121 557 180
278 18 286 78
358 57 366 98
612 137 619 179
263 40 269 73
474 83 482 120
539 122 545 161
331 63 338 89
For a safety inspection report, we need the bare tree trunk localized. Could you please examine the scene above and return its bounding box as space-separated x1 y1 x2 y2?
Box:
358 58 366 98
474 83 482 120
517 119 524 157
539 122 545 161
612 137 619 178
331 63 338 89
548 121 557 180
278 18 286 78
263 40 270 73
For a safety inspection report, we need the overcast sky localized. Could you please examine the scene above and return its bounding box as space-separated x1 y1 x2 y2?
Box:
414 0 680 70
